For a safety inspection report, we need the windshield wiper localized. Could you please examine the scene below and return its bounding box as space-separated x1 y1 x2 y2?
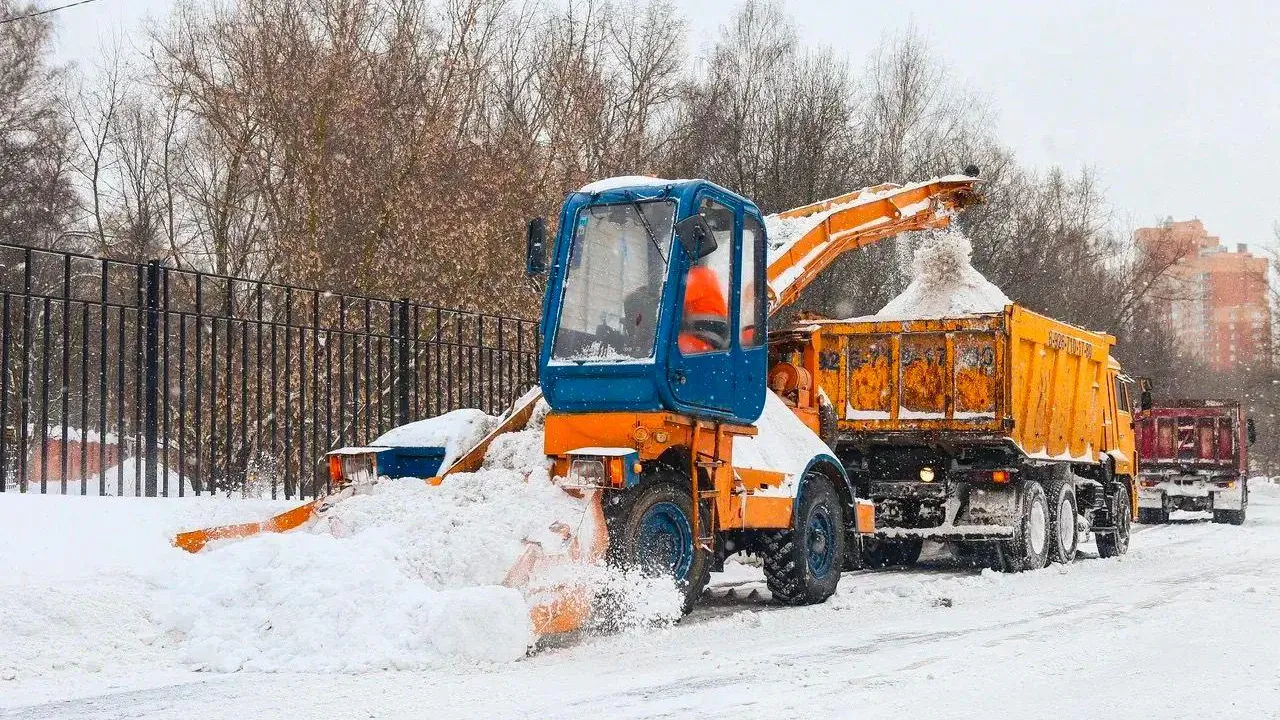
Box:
630 199 667 264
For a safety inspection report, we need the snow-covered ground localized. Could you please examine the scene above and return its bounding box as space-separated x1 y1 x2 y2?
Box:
4 484 1280 719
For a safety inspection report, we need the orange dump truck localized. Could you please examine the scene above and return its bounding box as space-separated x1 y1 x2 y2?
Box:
772 304 1141 571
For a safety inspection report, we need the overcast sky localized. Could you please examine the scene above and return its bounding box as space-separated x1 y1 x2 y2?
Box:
41 0 1280 252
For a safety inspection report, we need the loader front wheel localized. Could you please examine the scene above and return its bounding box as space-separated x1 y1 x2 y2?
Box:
606 480 711 614
762 472 845 605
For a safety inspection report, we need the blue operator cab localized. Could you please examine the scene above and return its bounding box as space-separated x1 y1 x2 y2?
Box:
529 177 770 426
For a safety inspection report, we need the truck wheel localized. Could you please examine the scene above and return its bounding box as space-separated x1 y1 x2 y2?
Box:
1043 471 1079 564
606 480 711 614
995 481 1050 572
761 472 845 605
1212 509 1246 525
862 537 924 568
1137 507 1168 524
1096 485 1131 558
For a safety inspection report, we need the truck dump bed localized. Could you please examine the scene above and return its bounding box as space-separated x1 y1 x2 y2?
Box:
1137 401 1246 472
815 304 1116 462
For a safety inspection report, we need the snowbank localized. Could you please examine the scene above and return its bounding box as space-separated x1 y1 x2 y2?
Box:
2 400 682 680
0 495 292 682
863 227 1010 321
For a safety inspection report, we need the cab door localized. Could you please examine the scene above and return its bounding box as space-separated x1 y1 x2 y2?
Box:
669 192 739 416
1110 373 1137 477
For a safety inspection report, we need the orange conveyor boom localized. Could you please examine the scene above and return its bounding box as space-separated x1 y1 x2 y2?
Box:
765 175 981 314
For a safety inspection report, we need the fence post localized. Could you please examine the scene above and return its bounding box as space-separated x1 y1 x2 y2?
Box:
143 261 160 497
396 298 411 426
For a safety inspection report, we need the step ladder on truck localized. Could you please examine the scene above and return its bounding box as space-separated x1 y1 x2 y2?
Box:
174 173 982 637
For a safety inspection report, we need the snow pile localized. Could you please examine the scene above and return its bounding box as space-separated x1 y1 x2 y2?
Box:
371 407 499 469
868 227 1010 321
578 176 689 194
734 392 836 497
0 495 292 682
157 401 680 672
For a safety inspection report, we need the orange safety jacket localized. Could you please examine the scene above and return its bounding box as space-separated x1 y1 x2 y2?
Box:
678 265 730 354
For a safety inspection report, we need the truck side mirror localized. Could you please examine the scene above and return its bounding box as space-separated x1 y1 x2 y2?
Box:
1140 388 1153 412
526 217 547 276
1247 417 1257 445
674 215 717 260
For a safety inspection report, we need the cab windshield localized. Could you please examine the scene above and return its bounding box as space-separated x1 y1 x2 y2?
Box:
551 200 676 362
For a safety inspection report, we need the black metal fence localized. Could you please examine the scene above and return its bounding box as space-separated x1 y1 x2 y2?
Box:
0 242 539 498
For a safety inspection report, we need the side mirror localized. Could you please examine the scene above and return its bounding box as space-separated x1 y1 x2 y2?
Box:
526 217 548 276
1140 389 1153 412
1247 417 1257 445
674 215 717 260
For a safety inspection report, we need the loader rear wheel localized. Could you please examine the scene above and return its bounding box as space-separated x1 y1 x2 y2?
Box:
1096 485 1131 558
1137 507 1168 524
995 481 1050 573
606 480 711 614
761 472 845 605
1043 471 1078 564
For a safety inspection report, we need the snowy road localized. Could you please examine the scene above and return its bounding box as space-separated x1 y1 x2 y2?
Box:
6 489 1280 719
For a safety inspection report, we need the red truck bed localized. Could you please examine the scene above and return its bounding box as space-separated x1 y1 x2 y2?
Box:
1137 400 1247 473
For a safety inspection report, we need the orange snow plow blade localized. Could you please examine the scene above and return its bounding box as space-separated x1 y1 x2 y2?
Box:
503 488 610 635
173 500 323 553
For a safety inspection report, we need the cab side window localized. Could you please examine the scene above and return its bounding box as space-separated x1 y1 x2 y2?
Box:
678 198 735 355
740 215 766 347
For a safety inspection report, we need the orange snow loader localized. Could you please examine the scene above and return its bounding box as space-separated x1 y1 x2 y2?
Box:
174 173 981 637
779 304 1143 571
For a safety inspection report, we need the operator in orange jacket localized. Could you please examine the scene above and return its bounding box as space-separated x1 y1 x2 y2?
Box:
678 260 730 354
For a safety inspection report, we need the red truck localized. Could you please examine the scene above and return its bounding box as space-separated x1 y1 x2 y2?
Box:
1135 399 1255 525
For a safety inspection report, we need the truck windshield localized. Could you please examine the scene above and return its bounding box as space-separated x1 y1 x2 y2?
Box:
552 200 676 362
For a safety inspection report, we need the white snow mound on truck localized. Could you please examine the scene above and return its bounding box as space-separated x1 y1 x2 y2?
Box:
869 227 1011 320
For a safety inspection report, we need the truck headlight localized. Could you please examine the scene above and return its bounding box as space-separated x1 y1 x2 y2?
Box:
919 467 936 483
568 458 608 487
327 451 378 489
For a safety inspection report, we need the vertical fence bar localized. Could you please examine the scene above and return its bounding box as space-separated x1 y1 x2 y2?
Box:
0 293 9 492
256 285 264 495
311 294 320 498
337 296 346 446
59 255 70 494
98 259 108 496
178 300 187 498
161 266 171 496
38 296 51 493
143 261 160 497
133 265 143 496
79 301 89 495
224 282 233 493
396 300 410 426
195 274 204 494
269 290 278 499
18 248 32 493
115 301 125 496
283 287 293 498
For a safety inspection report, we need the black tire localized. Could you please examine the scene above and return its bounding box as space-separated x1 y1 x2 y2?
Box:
1137 507 1168 524
1097 484 1132 558
1212 508 1246 525
605 479 711 614
995 481 1051 573
761 472 845 605
862 537 925 569
1043 470 1079 564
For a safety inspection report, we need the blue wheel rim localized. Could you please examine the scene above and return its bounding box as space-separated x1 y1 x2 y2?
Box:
637 501 694 581
806 504 835 579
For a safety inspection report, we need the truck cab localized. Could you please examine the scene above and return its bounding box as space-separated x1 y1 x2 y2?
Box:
537 178 769 425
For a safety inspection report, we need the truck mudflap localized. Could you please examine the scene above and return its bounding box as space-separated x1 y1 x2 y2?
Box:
873 483 1017 540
